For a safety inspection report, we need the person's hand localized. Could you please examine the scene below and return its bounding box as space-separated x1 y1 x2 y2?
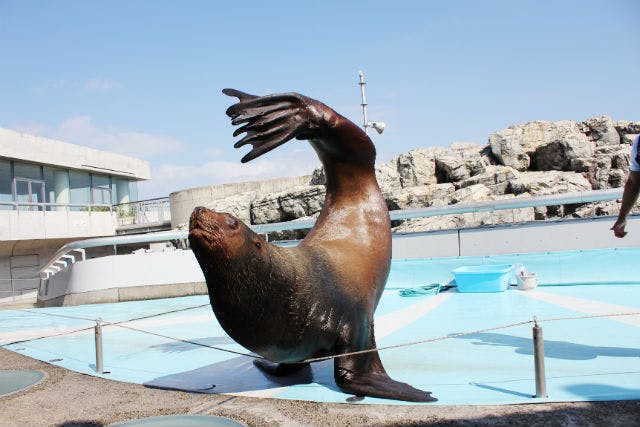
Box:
611 218 627 238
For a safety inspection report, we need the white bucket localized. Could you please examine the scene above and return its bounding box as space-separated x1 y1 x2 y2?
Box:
516 274 538 291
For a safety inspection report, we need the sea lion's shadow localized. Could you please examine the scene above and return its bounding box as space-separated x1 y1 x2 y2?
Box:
144 355 340 395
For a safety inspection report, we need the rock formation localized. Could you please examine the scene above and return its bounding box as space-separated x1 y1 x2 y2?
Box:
188 116 639 237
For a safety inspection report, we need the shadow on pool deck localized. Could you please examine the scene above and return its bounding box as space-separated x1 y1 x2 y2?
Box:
457 332 640 360
145 355 340 395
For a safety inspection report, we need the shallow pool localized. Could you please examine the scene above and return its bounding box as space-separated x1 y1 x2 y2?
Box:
1 246 639 405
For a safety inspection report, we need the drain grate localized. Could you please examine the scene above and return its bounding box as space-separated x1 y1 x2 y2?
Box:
0 370 46 397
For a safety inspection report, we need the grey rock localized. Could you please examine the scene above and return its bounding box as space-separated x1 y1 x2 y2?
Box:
386 183 455 210
455 165 519 195
608 169 627 188
251 185 325 224
309 166 326 185
397 149 438 187
580 116 620 146
508 171 592 196
490 120 594 171
392 194 534 233
435 142 489 182
376 160 403 195
250 194 282 224
614 120 640 145
447 183 492 204
205 191 257 224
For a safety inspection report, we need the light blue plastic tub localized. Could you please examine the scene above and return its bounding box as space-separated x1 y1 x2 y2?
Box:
452 264 514 293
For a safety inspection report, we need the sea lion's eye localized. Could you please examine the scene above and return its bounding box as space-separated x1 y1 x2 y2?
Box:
226 217 239 230
255 240 261 249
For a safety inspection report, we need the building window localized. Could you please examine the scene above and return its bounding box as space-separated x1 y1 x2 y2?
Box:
129 180 138 203
0 159 13 210
13 161 42 181
13 178 45 211
12 161 45 211
91 174 112 205
69 171 91 211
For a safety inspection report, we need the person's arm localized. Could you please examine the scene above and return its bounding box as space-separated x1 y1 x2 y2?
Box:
612 171 640 238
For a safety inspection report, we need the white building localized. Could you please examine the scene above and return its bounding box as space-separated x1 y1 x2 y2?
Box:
0 128 150 301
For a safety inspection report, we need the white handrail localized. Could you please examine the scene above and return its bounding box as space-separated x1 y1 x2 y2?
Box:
0 201 113 212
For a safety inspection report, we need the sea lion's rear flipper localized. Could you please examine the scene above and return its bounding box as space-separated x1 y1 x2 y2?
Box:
253 359 310 376
334 333 437 402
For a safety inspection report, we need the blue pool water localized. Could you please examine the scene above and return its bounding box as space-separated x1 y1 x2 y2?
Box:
1 246 639 405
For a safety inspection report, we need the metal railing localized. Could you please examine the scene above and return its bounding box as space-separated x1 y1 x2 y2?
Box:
0 201 113 212
251 187 624 233
114 197 171 227
38 188 624 285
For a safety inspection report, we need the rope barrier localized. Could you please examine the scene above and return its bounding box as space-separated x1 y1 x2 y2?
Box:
110 323 262 359
17 303 210 324
4 303 640 364
2 303 210 347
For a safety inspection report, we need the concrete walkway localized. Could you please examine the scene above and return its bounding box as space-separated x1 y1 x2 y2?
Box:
2 348 639 427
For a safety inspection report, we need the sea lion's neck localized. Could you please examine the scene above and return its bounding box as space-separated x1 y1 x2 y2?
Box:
322 159 379 195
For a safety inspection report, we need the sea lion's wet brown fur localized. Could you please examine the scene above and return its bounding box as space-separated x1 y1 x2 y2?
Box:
188 89 435 402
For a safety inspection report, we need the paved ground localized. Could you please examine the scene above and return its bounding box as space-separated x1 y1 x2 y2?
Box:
2 348 640 427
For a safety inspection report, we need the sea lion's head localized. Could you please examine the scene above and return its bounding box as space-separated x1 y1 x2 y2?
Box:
188 206 270 315
188 207 257 262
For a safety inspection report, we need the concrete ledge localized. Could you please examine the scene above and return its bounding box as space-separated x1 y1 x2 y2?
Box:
118 282 206 302
37 281 208 307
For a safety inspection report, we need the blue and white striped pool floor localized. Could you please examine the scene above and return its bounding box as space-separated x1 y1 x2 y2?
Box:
2 280 639 406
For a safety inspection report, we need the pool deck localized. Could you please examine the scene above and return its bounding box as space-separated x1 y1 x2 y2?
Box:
2 281 640 426
3 346 640 427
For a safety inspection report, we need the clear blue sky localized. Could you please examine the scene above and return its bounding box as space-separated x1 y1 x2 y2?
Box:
1 0 638 198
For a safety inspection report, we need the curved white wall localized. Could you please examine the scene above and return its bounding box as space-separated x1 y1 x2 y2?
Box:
41 249 205 304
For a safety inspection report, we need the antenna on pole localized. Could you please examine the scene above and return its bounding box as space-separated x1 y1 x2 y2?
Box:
358 70 385 135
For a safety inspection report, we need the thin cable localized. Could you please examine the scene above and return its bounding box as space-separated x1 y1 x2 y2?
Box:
5 306 640 364
109 323 263 360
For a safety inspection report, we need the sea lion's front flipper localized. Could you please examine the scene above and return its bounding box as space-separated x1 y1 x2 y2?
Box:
333 333 437 402
223 89 374 165
253 359 310 377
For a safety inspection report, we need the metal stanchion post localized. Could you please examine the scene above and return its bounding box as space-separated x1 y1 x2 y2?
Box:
533 317 547 398
95 319 104 374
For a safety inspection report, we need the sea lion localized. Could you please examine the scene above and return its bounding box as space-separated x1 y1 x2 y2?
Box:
188 88 436 402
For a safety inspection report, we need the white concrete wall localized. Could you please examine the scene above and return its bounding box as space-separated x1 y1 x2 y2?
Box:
392 229 460 258
0 211 117 241
0 127 150 180
393 216 640 259
37 214 640 306
170 175 313 228
40 249 205 301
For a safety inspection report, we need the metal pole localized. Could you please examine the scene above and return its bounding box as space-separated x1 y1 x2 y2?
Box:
533 317 547 398
358 70 369 133
95 319 104 374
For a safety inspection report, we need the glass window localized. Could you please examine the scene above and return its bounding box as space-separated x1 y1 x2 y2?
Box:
14 178 45 211
113 177 130 204
129 181 139 202
13 161 42 180
91 174 112 205
69 171 91 211
0 159 12 210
